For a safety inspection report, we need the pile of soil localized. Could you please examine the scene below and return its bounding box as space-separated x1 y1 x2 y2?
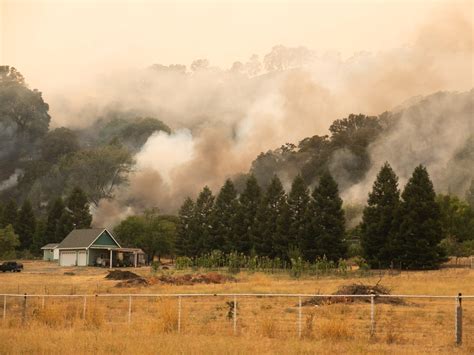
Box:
105 269 141 280
302 282 404 306
150 272 236 285
112 272 236 288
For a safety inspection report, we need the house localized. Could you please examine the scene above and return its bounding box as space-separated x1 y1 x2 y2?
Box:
41 243 59 261
55 228 145 267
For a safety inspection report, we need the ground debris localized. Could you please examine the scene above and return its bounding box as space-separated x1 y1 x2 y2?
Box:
115 278 149 288
150 272 237 285
105 269 141 280
302 282 404 306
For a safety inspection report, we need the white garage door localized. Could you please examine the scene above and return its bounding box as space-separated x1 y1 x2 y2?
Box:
60 251 77 266
77 251 87 266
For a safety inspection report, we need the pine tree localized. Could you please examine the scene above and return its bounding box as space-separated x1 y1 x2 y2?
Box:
0 225 20 258
2 199 18 231
16 200 36 251
255 175 288 258
466 179 474 209
0 202 4 228
393 165 446 269
55 210 74 241
67 187 92 228
176 197 195 256
45 197 66 243
31 219 47 255
210 179 238 253
360 162 400 268
287 175 310 251
192 186 214 255
233 175 261 254
306 172 347 262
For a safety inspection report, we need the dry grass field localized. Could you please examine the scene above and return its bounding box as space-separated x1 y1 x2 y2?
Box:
0 261 473 354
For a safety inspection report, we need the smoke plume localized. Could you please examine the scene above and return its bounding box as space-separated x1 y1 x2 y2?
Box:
34 3 472 227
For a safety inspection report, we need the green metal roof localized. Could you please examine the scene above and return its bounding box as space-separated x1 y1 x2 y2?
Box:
57 229 120 249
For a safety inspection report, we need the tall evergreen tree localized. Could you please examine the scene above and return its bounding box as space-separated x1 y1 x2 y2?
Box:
31 219 47 255
360 162 400 268
55 210 74 241
466 179 474 209
210 179 238 252
16 200 36 251
45 197 66 243
67 187 92 228
176 197 195 256
287 175 310 251
233 175 261 254
192 186 214 255
255 175 288 258
2 199 18 231
306 172 347 262
0 202 4 228
393 165 446 269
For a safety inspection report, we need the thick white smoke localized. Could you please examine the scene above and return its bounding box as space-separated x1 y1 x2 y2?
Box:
39 3 472 227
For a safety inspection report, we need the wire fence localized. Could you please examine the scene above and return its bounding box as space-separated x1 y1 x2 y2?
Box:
1 293 472 347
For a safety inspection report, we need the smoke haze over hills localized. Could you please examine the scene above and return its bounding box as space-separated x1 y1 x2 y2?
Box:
1 1 473 226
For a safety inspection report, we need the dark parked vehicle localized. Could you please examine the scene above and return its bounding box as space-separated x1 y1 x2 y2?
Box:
0 261 23 272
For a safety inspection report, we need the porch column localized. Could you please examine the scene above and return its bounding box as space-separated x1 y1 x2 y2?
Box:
109 249 113 269
134 252 138 268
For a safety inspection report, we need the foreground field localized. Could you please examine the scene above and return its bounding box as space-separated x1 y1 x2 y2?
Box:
0 261 473 354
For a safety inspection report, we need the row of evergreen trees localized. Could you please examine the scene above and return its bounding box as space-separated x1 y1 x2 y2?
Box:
360 163 446 269
0 187 92 256
176 172 347 262
177 163 451 269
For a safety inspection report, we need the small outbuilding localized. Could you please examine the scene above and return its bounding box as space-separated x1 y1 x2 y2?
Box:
41 243 59 261
56 228 145 268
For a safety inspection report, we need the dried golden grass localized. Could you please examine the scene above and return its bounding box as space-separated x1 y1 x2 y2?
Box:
0 262 473 354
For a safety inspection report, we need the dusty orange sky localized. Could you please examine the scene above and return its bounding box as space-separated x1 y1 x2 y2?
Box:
1 0 469 91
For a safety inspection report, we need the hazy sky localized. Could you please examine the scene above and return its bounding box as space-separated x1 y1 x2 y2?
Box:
1 0 466 91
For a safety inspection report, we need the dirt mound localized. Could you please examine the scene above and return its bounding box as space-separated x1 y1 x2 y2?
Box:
105 270 141 280
302 282 404 306
115 278 149 288
151 272 236 285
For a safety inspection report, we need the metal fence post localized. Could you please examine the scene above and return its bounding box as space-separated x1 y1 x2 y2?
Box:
178 296 182 333
370 294 376 337
22 293 27 325
298 296 302 339
128 295 132 324
455 293 462 345
83 296 87 319
233 295 237 335
3 295 6 320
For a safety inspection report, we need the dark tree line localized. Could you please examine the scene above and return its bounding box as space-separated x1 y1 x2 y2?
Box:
176 172 347 263
0 187 92 257
177 164 472 270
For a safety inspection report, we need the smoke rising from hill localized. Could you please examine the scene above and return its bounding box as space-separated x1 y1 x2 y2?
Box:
34 3 472 227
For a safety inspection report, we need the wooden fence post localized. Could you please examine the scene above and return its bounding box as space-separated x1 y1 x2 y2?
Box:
83 296 87 319
3 295 6 320
455 293 462 345
370 294 376 338
298 296 302 339
128 295 132 324
178 296 182 333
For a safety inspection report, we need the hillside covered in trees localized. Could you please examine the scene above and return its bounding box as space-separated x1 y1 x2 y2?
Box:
0 65 473 268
